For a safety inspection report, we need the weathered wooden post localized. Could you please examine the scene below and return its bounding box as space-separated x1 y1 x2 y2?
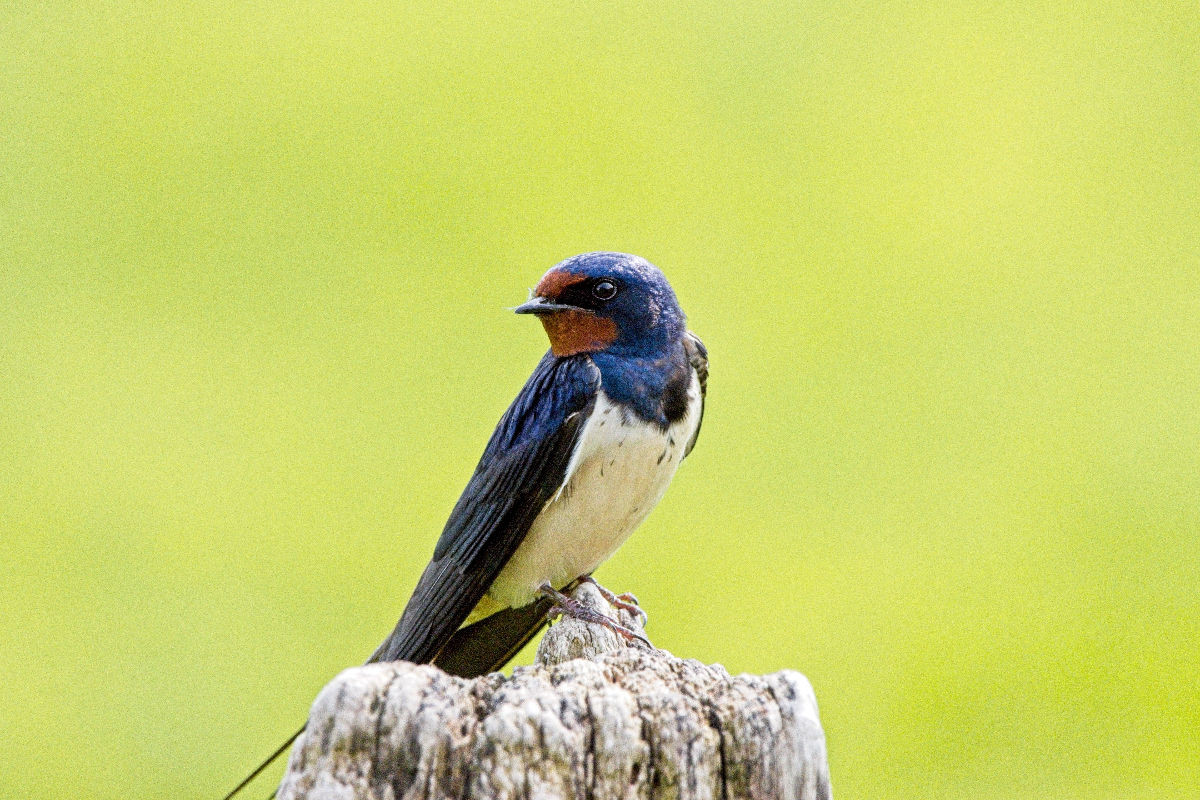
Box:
277 582 831 800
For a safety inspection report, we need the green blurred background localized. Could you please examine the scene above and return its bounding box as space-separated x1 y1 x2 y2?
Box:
2 2 1197 798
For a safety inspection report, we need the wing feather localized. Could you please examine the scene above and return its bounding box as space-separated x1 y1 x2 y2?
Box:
683 331 708 458
369 353 599 667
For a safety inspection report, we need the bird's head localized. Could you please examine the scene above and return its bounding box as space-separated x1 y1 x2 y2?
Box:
515 252 686 357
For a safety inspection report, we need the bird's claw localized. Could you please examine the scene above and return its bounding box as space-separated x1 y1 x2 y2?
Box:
540 582 652 649
578 576 649 626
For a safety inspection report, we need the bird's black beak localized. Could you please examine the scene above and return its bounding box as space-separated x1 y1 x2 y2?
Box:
513 296 578 315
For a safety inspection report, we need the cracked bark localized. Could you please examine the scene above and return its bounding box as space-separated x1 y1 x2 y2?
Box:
277 582 831 800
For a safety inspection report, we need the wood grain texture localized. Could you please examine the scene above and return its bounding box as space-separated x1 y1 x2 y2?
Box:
278 582 831 800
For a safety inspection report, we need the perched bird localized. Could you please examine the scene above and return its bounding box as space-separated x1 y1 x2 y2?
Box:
370 250 707 672
222 252 706 798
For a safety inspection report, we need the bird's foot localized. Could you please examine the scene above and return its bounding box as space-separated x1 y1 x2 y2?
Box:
539 582 652 648
578 576 649 627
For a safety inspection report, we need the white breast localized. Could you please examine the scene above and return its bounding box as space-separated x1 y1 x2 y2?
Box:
485 372 702 610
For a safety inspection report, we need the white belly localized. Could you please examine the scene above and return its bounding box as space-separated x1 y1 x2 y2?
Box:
484 377 702 610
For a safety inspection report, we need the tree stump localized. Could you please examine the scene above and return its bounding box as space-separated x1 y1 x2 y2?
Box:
277 582 831 800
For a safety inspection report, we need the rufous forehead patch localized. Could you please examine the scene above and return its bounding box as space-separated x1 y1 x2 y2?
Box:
534 269 588 300
539 310 619 357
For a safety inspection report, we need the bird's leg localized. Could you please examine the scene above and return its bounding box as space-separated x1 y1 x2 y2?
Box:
579 575 648 626
538 582 652 648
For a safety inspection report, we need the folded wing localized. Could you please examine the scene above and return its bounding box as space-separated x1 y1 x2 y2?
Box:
369 352 599 669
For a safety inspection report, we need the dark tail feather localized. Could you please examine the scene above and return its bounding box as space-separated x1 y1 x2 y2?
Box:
225 594 560 797
220 724 305 800
432 597 553 677
220 606 546 799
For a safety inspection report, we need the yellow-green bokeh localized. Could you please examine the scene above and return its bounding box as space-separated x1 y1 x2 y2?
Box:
2 2 1197 798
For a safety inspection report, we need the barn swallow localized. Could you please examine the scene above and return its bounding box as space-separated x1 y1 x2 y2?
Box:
222 252 707 799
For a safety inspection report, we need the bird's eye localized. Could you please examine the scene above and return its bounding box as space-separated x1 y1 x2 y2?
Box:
592 280 618 301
